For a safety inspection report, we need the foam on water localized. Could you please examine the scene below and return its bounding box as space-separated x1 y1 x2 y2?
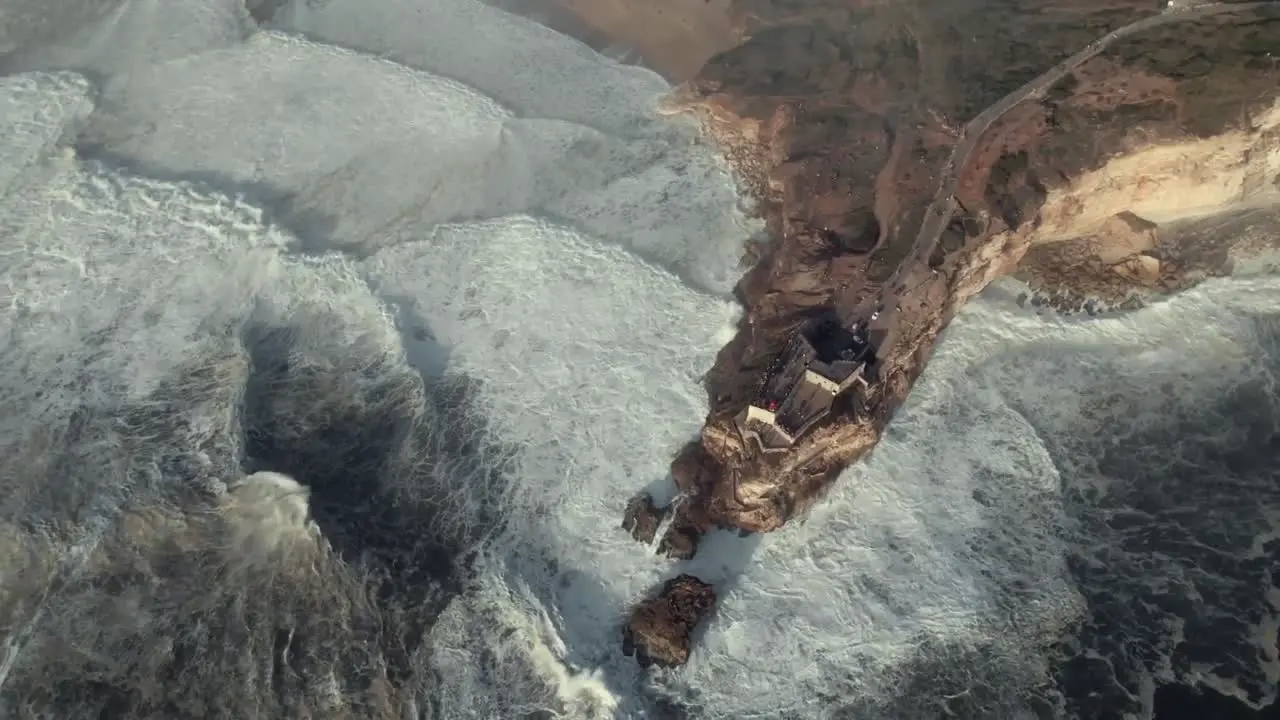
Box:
0 0 251 75
2 0 1278 718
0 0 747 713
222 471 321 567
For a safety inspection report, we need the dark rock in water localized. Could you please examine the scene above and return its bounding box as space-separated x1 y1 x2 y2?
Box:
622 574 716 668
622 492 666 544
656 512 701 561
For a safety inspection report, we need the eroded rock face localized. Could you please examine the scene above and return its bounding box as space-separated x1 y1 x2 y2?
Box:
621 574 716 668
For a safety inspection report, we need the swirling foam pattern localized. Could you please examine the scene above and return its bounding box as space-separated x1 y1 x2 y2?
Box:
1 1 1278 718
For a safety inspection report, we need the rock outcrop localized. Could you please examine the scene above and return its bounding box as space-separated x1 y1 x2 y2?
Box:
621 493 666 544
621 574 717 668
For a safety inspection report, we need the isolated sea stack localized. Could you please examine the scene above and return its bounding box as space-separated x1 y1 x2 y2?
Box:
622 575 717 668
588 0 1280 667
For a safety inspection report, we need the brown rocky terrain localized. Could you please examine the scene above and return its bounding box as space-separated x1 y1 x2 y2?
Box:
588 0 1280 667
621 574 716 668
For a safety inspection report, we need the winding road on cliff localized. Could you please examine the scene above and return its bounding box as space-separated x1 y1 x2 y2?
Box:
878 0 1277 322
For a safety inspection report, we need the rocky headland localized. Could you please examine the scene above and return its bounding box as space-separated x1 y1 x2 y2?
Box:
595 0 1280 666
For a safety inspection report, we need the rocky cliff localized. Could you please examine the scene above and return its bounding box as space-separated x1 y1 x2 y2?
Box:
651 0 1280 544
595 0 1280 666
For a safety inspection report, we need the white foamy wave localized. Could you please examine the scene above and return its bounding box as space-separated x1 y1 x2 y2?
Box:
269 0 668 131
643 272 1280 718
3 0 1279 717
0 71 92 196
76 2 751 293
0 0 251 75
222 471 320 567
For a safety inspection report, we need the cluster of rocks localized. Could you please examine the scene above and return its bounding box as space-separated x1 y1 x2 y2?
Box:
620 495 718 667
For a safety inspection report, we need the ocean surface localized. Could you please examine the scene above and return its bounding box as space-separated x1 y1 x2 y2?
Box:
1 1 1277 718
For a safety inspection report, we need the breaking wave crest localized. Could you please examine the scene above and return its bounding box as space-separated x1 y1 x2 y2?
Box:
1 1 1278 718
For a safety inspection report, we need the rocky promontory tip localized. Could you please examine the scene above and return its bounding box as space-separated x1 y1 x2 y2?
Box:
622 574 717 668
